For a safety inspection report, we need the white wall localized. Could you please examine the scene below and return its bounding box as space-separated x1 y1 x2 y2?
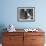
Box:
0 0 46 30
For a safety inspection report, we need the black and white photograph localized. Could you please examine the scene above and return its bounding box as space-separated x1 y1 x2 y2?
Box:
17 7 35 22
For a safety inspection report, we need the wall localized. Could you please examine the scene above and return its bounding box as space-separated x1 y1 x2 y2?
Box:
0 0 46 30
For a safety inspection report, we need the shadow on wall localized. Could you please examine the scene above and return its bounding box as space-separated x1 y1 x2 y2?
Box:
0 24 7 43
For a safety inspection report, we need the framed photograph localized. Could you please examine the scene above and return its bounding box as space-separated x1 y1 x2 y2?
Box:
17 7 35 22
